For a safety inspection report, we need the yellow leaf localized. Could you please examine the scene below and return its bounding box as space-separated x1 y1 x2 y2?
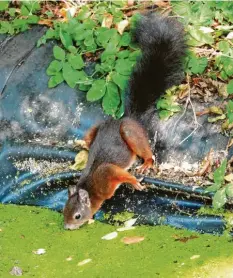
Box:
70 150 88 170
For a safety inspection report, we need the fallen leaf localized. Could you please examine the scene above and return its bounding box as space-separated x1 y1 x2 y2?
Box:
116 20 129 35
66 256 73 261
124 218 137 227
127 0 134 6
121 236 145 245
74 139 89 149
38 19 53 27
117 227 136 232
190 255 200 260
33 248 46 255
172 235 198 243
78 258 92 266
70 150 88 170
101 231 118 240
227 32 233 40
102 13 113 29
199 26 214 33
225 174 233 182
9 266 23 276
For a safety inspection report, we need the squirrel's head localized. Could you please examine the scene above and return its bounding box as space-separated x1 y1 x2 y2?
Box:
63 186 92 230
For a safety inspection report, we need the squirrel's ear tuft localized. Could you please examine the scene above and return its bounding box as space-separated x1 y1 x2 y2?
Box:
79 189 91 207
68 185 77 197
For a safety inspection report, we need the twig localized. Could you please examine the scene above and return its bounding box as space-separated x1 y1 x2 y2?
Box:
175 74 201 146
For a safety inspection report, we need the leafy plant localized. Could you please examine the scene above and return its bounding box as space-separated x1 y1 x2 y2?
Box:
0 1 41 35
204 159 233 209
39 4 141 118
156 86 182 120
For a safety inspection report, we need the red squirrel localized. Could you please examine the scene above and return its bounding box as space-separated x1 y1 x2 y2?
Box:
63 13 186 230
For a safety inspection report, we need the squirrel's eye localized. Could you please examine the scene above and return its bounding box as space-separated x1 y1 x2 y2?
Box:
75 214 81 220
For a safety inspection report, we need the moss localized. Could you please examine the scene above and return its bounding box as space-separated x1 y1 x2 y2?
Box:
1 204 233 278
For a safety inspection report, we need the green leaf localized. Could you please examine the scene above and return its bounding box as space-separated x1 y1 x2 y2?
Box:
68 46 77 54
21 5 30 16
27 15 39 24
77 6 91 20
115 59 135 76
117 50 130 59
129 50 141 61
86 80 106 102
119 32 131 47
188 27 214 46
227 80 233 95
227 100 233 123
188 56 208 74
213 159 227 185
159 110 173 120
62 62 79 88
168 105 182 112
48 72 64 88
204 183 221 194
68 54 84 70
226 184 233 198
213 188 227 209
9 8 16 17
102 82 120 116
0 21 11 34
60 29 73 50
218 41 230 54
84 34 95 47
0 1 9 11
111 72 128 91
46 60 63 76
53 46 66 61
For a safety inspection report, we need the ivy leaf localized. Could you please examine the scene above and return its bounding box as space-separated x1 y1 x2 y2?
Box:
204 183 221 194
226 100 233 123
48 72 64 88
213 188 227 209
102 82 120 116
111 71 128 91
86 80 106 102
227 80 233 95
67 53 84 70
46 60 63 76
62 62 79 88
213 159 227 185
53 45 66 61
60 29 73 50
226 184 233 198
0 1 9 11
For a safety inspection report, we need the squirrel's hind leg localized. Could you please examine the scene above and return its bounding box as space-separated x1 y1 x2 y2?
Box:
120 118 154 174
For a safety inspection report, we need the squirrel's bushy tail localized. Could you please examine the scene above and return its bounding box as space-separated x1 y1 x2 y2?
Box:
125 13 186 116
